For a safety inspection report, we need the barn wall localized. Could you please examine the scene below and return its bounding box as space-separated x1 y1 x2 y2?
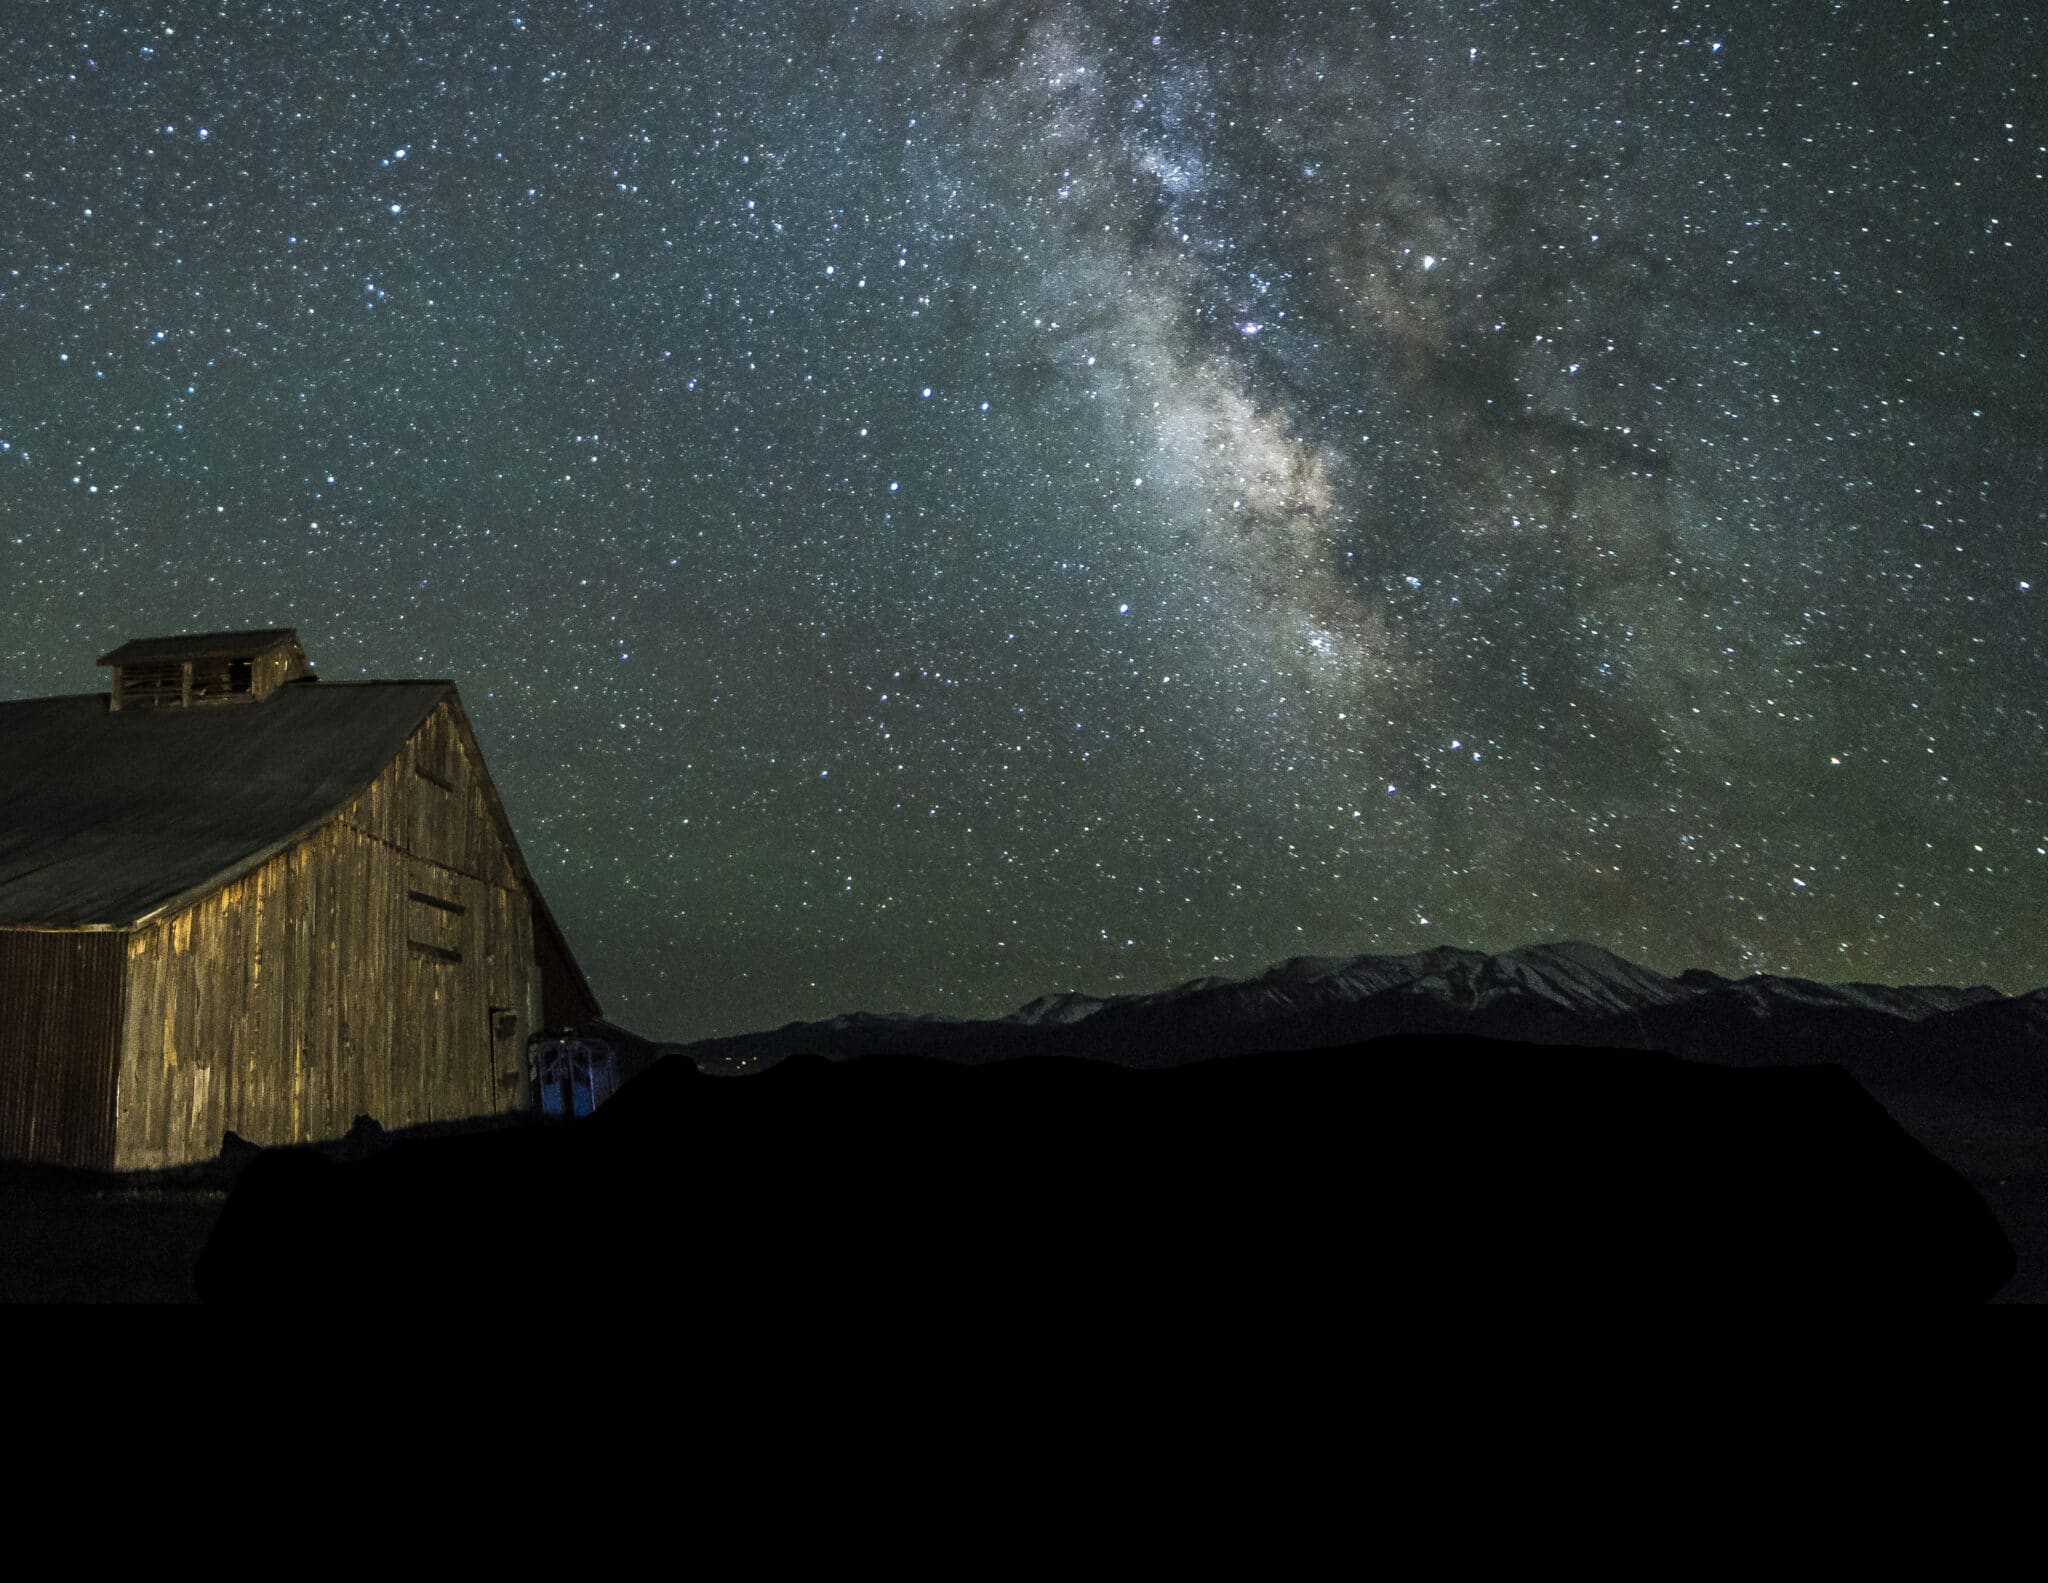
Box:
113 702 541 1169
0 931 124 1168
253 643 308 699
345 700 519 889
534 903 598 1031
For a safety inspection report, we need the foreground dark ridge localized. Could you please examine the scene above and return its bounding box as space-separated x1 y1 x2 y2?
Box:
657 941 2048 1305
199 1036 2016 1308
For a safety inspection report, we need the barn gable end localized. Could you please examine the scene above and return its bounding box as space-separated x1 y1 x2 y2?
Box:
337 694 598 1028
339 698 520 891
111 697 560 1169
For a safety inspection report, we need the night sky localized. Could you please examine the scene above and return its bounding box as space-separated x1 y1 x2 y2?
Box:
2 2 2042 1039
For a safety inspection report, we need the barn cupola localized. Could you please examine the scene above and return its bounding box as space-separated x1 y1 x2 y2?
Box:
97 628 315 711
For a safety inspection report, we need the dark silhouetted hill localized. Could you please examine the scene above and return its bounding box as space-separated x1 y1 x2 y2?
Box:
198 1035 2015 1311
662 945 2047 1304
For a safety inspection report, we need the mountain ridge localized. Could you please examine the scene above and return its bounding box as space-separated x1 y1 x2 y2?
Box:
673 939 2032 1070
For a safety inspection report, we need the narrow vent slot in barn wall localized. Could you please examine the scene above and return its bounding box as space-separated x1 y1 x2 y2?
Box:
407 886 467 964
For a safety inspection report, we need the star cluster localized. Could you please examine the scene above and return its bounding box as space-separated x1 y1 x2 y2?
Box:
2 1 2042 1037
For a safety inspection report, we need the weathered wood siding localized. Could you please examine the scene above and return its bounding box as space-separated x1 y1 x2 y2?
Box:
113 701 540 1168
253 641 312 698
0 931 123 1168
345 700 520 888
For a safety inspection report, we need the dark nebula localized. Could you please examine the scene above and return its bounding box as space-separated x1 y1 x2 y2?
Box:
2 2 2041 1037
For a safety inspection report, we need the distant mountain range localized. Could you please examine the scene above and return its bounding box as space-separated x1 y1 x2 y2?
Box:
673 941 2048 1088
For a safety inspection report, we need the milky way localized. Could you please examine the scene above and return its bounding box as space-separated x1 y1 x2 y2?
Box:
2 2 2042 1037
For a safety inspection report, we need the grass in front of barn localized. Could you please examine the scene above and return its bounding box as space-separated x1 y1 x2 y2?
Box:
0 1113 539 1302
0 1159 237 1303
0 1180 225 1302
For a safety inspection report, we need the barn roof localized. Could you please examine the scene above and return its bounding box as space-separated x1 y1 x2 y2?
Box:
97 628 304 666
0 681 453 928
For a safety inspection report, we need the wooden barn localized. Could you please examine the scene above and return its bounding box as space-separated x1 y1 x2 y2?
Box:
0 628 600 1169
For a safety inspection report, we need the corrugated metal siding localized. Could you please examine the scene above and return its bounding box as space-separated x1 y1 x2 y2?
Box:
0 930 123 1168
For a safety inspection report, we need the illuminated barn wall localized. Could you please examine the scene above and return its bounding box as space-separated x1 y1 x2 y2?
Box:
111 704 544 1170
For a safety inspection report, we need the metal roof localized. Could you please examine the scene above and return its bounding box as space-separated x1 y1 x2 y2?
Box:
97 628 303 666
0 682 450 927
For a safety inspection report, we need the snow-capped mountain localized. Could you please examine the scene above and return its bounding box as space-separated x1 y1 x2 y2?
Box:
672 940 2039 1076
993 940 2007 1039
998 941 1684 1033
